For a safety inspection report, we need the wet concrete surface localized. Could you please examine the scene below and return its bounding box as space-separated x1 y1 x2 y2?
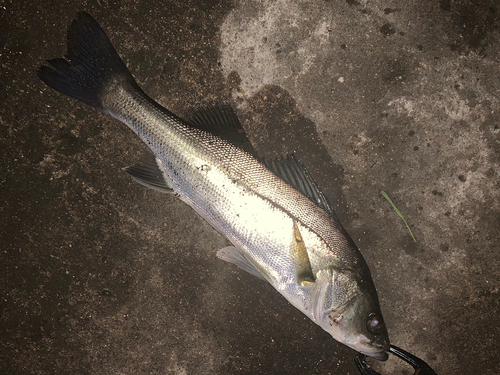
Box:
1 1 499 374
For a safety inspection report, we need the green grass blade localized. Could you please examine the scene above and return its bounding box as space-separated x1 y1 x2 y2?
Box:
381 190 416 242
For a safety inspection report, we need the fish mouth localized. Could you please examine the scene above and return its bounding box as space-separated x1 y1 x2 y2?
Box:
356 337 390 361
365 350 389 361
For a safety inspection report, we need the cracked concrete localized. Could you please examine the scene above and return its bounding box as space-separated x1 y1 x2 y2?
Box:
1 1 499 374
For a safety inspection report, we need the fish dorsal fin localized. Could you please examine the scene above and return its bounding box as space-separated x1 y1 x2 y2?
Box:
122 151 173 194
187 101 257 155
263 154 339 220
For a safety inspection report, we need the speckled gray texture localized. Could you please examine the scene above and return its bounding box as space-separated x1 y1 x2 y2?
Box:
1 1 499 374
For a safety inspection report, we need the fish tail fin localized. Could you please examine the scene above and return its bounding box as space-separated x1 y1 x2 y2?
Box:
37 12 139 111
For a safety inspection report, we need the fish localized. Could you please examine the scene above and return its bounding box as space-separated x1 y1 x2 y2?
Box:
38 12 390 360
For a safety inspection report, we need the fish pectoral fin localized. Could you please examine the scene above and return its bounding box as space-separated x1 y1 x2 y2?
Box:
216 246 266 281
122 152 173 194
186 102 257 156
292 221 316 286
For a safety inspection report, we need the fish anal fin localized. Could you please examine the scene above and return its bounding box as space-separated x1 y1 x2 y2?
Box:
122 152 173 194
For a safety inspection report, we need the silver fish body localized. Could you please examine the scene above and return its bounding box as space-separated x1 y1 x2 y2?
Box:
38 13 390 360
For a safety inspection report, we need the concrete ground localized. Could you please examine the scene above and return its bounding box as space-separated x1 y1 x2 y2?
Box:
2 1 499 374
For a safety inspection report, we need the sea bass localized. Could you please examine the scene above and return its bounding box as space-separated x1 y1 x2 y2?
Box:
38 13 390 360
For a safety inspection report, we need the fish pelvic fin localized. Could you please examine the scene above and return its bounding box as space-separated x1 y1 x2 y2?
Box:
37 12 139 111
217 246 267 281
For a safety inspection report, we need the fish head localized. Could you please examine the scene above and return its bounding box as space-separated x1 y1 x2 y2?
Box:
312 267 390 360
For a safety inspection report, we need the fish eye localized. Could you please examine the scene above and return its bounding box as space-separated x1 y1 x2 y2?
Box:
366 313 384 334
